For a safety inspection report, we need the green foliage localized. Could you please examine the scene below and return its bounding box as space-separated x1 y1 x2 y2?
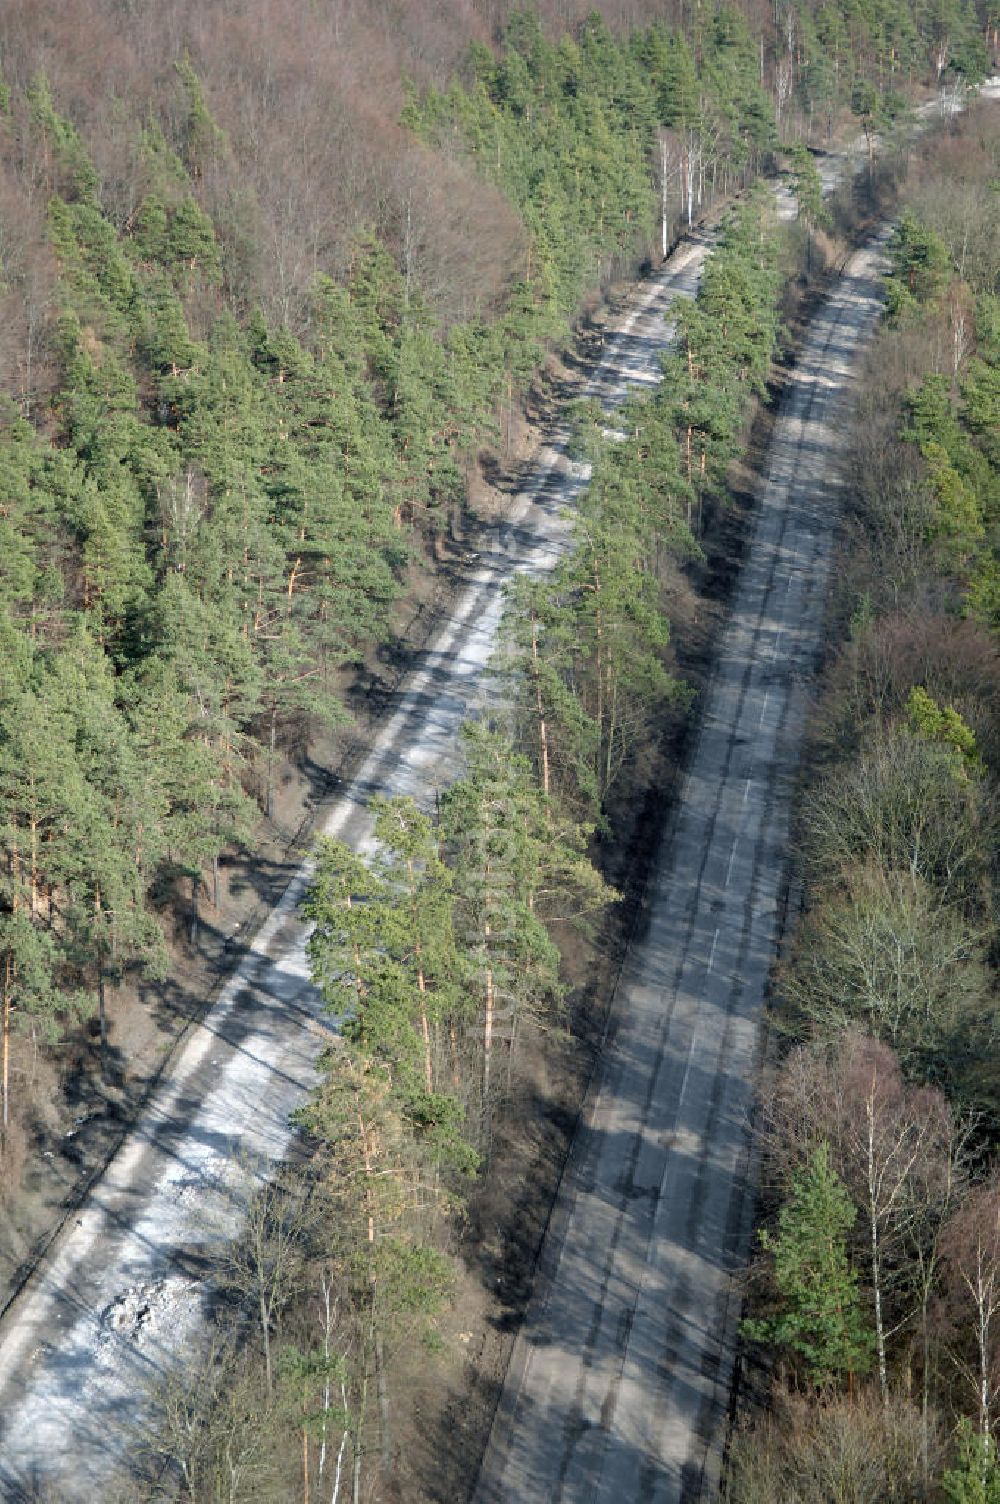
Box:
0 27 964 1142
497 192 779 827
443 720 614 1044
652 32 699 127
306 798 477 1175
277 1343 349 1440
296 702 617 1484
174 58 227 180
305 719 615 1152
789 145 831 234
943 1422 1000 1504
906 685 979 768
131 194 222 289
886 212 952 323
899 377 990 573
662 190 783 500
1 11 993 1495
406 10 778 356
744 1144 874 1387
963 321 1000 473
26 73 97 200
882 252 1000 608
851 76 879 131
292 1038 456 1481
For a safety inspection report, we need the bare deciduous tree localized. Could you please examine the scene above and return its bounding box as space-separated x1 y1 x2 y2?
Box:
206 1159 313 1394
761 1034 966 1425
941 1176 1000 1447
725 1389 944 1504
803 729 988 913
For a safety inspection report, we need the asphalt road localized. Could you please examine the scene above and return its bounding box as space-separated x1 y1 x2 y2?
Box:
0 232 711 1502
474 233 890 1504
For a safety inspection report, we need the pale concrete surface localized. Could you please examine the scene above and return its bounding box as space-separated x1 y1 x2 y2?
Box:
0 233 711 1502
475 234 890 1504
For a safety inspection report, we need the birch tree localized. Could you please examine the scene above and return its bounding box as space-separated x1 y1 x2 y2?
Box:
761 1034 966 1415
942 1177 1000 1448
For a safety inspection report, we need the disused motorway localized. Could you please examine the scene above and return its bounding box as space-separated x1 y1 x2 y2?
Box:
0 225 714 1502
474 233 891 1503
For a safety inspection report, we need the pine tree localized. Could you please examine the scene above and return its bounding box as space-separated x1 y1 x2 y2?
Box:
943 1421 1000 1504
125 656 257 923
48 627 168 1078
305 800 476 1178
441 722 613 1128
789 145 831 269
296 1045 453 1482
745 1143 874 1388
0 657 90 1139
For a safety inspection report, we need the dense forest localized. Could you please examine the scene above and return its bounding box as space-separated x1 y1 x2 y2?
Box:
1 0 988 1169
727 103 1000 1503
0 0 995 1498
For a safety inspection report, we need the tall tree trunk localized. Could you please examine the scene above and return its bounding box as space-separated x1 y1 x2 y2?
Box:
266 703 277 821
357 1098 385 1485
95 886 108 1084
866 1093 889 1404
506 1014 517 1098
505 371 514 460
29 816 39 920
2 951 12 1137
352 1357 368 1504
975 1250 991 1444
97 961 108 1084
332 1383 349 1504
483 962 493 1120
592 562 604 797
659 137 669 260
871 1194 888 1404
921 1279 933 1482
449 1021 461 1092
605 673 617 794
376 1330 390 1466
319 1280 333 1481
418 965 432 1093
261 1291 272 1394
530 614 550 800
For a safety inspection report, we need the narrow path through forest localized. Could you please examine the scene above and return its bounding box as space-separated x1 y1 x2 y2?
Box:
474 231 891 1504
0 230 713 1503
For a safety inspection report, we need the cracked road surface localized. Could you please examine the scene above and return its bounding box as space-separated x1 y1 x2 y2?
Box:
475 234 890 1504
0 233 712 1502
